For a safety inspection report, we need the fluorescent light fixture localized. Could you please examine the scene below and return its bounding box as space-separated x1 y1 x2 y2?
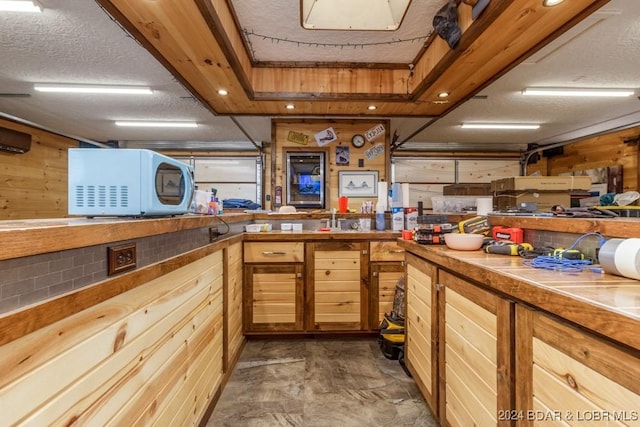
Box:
0 1 42 12
461 123 540 130
301 0 411 30
115 121 198 128
522 87 635 97
34 84 153 95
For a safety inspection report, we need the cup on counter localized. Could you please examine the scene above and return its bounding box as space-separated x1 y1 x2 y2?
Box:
402 229 414 240
338 196 349 213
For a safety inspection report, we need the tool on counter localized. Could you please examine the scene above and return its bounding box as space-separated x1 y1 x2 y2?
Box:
552 248 584 260
484 241 533 256
458 216 490 235
491 226 523 244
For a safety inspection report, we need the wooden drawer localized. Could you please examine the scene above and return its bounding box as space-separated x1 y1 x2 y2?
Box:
244 242 304 263
370 240 405 262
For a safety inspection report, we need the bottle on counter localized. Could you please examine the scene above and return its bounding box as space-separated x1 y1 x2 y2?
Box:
208 193 217 215
376 201 386 231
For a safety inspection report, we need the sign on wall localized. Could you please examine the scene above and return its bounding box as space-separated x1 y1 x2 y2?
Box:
314 127 337 146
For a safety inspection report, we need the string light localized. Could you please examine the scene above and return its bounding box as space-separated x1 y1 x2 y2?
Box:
242 29 432 59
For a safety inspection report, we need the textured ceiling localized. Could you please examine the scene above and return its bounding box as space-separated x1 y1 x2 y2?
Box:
231 0 438 64
0 0 639 152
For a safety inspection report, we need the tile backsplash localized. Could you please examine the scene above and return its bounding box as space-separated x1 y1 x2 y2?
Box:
0 227 214 315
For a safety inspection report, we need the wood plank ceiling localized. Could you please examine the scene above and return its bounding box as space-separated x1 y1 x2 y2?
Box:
95 0 610 121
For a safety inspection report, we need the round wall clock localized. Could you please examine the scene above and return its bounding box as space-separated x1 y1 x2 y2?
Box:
351 134 365 148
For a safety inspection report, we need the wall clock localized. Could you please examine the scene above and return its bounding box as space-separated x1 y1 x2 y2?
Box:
351 134 365 148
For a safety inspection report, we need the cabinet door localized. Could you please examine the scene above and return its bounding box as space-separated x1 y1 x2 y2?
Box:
515 306 640 427
440 270 513 427
370 262 404 327
405 253 439 417
306 241 368 331
243 263 304 332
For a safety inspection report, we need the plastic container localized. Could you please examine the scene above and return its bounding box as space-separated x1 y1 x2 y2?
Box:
391 207 404 231
375 201 386 231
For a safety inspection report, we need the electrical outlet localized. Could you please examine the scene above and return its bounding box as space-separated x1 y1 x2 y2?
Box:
107 243 137 276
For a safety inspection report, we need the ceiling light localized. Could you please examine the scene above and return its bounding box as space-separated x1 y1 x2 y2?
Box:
522 87 635 97
285 104 295 110
437 92 449 98
0 1 42 12
217 89 228 96
542 0 565 6
301 0 411 31
367 105 377 110
461 123 540 130
34 84 153 95
115 121 198 128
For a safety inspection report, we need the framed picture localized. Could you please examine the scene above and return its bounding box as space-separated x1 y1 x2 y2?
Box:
338 170 378 197
336 145 350 166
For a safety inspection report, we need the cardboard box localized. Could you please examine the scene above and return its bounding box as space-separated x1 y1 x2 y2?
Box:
490 176 592 192
494 191 570 211
443 183 492 196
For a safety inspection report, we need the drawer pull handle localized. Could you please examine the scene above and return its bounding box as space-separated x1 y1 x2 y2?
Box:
262 251 287 256
388 249 404 253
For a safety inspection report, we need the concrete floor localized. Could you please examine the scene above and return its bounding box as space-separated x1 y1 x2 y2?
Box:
206 338 437 427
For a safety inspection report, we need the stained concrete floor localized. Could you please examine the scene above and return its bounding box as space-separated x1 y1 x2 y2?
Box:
206 338 438 427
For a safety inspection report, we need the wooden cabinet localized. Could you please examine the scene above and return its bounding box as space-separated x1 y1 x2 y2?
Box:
223 240 244 372
243 238 401 335
405 254 514 427
515 306 640 427
370 240 405 326
243 242 305 332
439 270 514 427
306 241 368 331
405 253 438 417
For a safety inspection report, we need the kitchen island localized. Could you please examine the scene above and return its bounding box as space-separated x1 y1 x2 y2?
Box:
1 213 639 426
398 237 640 426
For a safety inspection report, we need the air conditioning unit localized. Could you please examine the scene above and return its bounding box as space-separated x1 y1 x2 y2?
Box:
0 126 31 153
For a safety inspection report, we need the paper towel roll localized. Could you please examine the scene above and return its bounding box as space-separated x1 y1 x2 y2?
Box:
402 183 411 207
476 197 493 216
377 181 388 206
391 183 402 207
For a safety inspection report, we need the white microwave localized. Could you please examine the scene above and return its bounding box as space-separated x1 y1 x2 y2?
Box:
68 148 194 217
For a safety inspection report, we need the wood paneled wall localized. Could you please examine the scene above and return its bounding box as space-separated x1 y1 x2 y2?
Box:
269 120 390 211
0 251 224 425
0 118 77 220
526 125 640 191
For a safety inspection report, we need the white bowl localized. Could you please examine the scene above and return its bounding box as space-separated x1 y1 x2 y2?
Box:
443 233 484 251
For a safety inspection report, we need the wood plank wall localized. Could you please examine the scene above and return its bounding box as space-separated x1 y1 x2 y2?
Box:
0 251 224 426
526 125 640 191
269 119 390 211
0 118 78 220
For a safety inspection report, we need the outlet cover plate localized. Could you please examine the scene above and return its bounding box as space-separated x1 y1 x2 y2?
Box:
108 243 137 276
